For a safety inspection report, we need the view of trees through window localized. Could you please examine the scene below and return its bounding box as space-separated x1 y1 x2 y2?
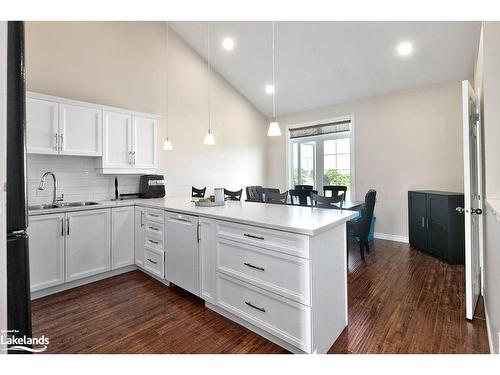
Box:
291 135 351 196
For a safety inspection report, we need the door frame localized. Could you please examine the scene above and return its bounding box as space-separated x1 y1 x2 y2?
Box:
285 114 356 199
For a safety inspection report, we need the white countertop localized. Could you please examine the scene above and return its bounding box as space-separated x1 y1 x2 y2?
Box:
28 197 358 236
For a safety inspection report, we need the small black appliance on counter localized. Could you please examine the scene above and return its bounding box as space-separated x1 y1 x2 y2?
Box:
139 174 166 198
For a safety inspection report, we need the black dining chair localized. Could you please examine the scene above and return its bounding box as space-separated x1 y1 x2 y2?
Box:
347 189 377 260
324 185 347 201
245 186 264 202
263 187 280 195
295 184 314 190
192 186 206 198
224 188 243 201
265 191 288 205
289 189 317 206
311 192 343 209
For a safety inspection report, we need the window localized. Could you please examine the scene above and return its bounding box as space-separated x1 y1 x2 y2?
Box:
288 117 353 198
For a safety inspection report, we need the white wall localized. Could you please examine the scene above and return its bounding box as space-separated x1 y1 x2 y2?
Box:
24 22 268 199
0 21 8 354
477 21 500 354
267 81 464 239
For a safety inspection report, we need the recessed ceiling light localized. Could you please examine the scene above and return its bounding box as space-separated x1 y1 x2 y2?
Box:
265 84 274 95
222 37 235 51
397 41 413 57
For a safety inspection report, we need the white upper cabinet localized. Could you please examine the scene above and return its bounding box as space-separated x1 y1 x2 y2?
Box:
26 92 159 172
26 97 59 155
59 104 102 156
132 116 157 169
102 111 132 169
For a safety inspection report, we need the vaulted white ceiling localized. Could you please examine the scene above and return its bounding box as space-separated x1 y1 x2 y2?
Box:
170 21 481 117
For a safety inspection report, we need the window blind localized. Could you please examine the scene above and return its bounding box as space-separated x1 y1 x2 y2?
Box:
289 119 351 139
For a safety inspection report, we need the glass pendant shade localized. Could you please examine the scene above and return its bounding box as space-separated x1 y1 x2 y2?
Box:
267 121 281 137
204 131 216 145
162 139 173 150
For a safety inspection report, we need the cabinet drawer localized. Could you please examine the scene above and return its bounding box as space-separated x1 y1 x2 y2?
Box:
145 236 163 251
216 273 311 352
216 221 309 259
144 208 164 223
145 220 164 240
144 246 164 278
216 238 310 305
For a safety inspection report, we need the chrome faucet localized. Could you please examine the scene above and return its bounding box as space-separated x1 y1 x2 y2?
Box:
38 172 64 204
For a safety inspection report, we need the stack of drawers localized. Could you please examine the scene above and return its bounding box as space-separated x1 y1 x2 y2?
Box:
142 208 165 278
214 220 312 353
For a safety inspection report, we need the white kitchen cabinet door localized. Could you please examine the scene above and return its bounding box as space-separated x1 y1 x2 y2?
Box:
111 206 135 269
26 97 59 155
102 111 132 169
65 209 111 282
59 103 102 156
27 213 65 292
199 217 216 303
134 207 145 267
132 116 157 169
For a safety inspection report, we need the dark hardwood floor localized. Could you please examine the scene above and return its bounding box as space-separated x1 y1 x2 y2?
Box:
31 239 490 354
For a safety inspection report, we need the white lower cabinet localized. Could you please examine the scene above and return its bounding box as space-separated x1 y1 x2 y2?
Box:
111 206 135 269
143 246 164 278
216 273 311 353
134 207 146 267
65 209 111 282
27 213 65 292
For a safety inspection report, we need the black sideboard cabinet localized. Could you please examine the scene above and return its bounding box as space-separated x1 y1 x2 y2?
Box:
408 190 465 264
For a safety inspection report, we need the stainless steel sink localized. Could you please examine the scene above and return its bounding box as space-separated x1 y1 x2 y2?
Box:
29 201 100 211
28 203 60 211
57 201 99 207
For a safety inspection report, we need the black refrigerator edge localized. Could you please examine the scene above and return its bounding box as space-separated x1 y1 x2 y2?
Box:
6 20 32 353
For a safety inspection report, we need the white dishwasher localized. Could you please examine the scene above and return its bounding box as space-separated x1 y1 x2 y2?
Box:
165 212 200 296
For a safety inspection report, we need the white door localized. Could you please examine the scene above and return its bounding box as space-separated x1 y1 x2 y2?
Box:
27 214 65 292
59 103 102 156
102 111 132 169
65 209 111 282
26 97 59 154
134 207 145 267
111 206 135 269
461 80 483 320
132 116 157 169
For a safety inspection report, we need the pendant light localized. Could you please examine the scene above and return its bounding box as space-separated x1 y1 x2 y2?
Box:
267 21 281 137
204 22 216 145
163 21 173 150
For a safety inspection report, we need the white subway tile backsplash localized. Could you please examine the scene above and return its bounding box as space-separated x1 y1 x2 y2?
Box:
27 154 140 205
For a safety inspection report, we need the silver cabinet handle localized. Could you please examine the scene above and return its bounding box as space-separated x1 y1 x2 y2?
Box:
140 211 144 227
244 262 265 271
149 213 160 218
149 239 159 245
244 233 265 240
66 217 70 236
456 207 465 214
59 134 64 151
244 301 266 313
133 151 136 165
421 217 425 228
148 226 159 231
426 217 429 228
197 222 201 243
61 217 64 237
170 217 191 224
54 133 59 150
128 151 132 165
147 258 157 265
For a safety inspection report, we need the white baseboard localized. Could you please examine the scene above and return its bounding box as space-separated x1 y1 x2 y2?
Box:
484 297 495 354
373 232 409 243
